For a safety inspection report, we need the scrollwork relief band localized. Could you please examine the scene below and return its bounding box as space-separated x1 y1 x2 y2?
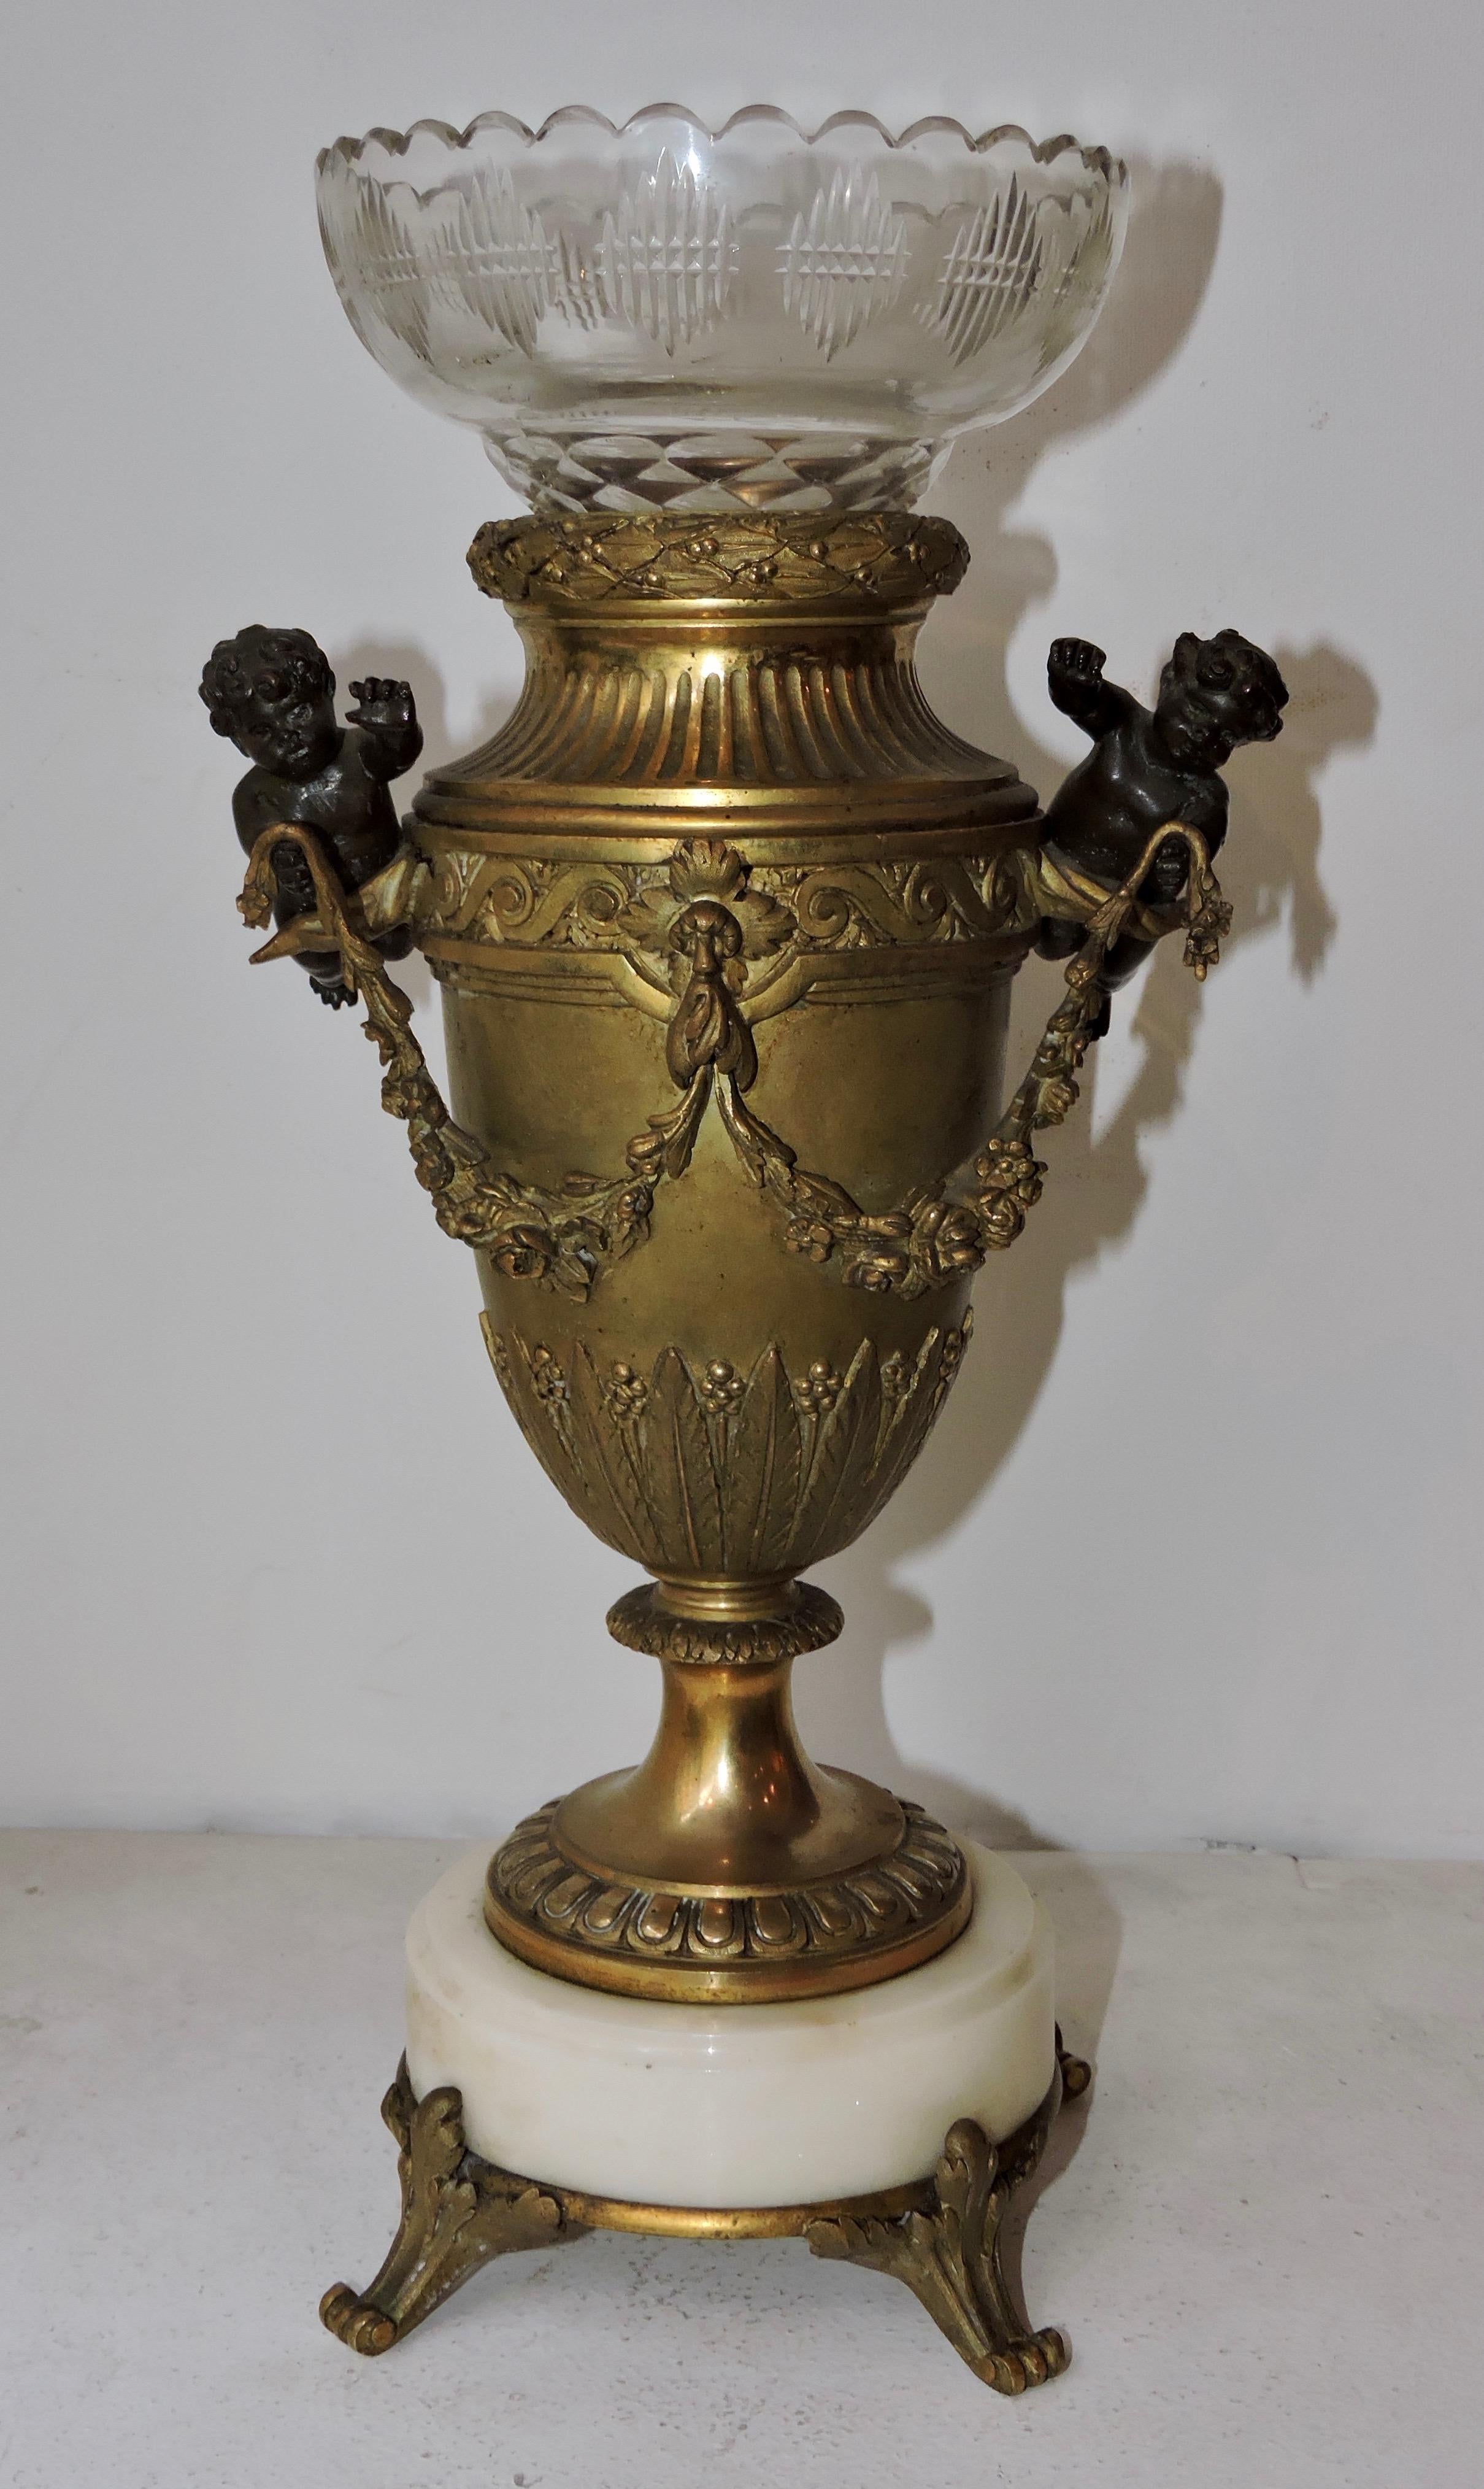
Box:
417 835 1034 1009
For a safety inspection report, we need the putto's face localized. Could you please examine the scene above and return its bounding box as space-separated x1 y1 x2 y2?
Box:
233 665 339 777
1156 639 1285 771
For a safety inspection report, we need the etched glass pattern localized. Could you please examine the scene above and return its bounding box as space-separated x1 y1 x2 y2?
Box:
317 106 1126 514
780 172 909 360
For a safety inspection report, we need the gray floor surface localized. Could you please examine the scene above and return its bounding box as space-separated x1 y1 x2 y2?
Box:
2 1831 1479 2488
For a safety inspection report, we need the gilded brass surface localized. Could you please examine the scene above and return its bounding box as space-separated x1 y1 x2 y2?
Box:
321 2040 1091 2391
440 512 1025 839
238 514 1233 2002
607 1576 841 1651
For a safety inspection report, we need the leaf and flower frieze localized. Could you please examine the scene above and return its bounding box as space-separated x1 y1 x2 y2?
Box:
482 1318 975 1576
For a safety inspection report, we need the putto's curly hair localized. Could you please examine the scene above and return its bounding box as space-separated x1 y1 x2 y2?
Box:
1160 629 1289 730
199 625 334 738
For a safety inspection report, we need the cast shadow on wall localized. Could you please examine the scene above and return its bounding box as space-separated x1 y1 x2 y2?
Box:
798 160 1371 2059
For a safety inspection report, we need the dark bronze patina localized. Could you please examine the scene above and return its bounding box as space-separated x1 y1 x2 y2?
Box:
199 626 423 1005
1039 630 1289 1025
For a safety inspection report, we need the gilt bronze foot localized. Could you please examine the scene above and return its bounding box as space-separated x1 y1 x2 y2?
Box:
805 2031 1091 2394
318 2061 586 2355
321 2036 1091 2392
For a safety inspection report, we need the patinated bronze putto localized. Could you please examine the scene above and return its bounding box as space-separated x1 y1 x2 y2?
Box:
204 104 1284 2393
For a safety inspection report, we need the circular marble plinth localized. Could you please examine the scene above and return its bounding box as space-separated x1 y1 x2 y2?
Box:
405 1839 1055 2208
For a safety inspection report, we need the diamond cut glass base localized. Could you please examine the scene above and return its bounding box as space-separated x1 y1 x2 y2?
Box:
487 428 944 515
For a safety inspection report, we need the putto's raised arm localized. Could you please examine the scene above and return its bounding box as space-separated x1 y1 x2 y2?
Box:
1045 637 1137 740
347 676 423 782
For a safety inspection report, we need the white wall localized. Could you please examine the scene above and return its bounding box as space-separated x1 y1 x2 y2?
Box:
4 0 1480 1854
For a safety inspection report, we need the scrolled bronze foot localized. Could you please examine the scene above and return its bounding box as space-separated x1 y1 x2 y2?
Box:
805 2058 1075 2396
320 2059 584 2356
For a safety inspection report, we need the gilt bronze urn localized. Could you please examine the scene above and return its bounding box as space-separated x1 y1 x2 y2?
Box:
204 104 1283 2393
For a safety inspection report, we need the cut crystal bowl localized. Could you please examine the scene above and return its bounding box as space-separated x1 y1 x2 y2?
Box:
317 104 1126 515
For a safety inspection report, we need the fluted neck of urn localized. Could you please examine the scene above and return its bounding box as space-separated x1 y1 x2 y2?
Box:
403 511 1033 824
408 512 1039 829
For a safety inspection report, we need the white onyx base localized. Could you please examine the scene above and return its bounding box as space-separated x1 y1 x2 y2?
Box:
405 1839 1055 2208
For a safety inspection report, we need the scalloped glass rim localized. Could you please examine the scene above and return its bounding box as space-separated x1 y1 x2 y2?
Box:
318 101 1125 190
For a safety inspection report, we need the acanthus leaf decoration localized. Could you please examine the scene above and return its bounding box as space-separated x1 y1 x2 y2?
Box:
614 838 797 990
805 2101 1069 2394
319 2060 581 2358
